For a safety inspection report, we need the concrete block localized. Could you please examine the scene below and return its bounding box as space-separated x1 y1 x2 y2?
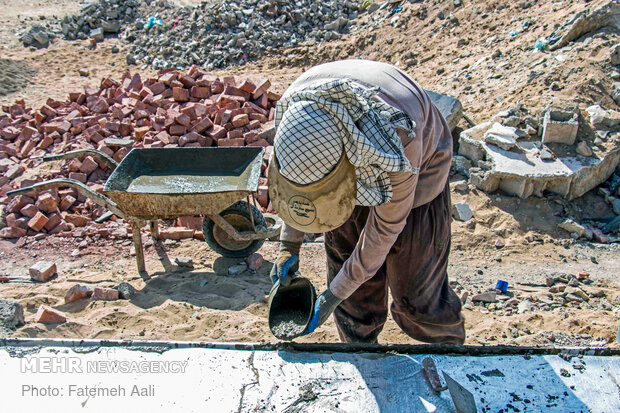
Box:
542 109 578 145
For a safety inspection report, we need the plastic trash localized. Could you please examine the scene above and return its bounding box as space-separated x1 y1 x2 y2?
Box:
143 17 162 29
495 280 509 293
534 38 548 51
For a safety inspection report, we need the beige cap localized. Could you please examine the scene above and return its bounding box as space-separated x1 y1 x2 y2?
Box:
268 151 357 234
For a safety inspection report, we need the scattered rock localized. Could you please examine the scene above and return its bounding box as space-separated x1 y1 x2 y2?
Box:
228 263 247 275
246 253 264 271
484 122 518 150
116 282 137 299
575 141 593 157
175 257 194 268
472 291 498 303
558 219 585 237
452 203 473 222
0 299 25 334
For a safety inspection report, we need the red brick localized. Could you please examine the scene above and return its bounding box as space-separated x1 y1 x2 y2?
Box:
169 124 186 136
20 204 39 218
79 156 98 174
239 80 256 94
64 213 89 227
244 132 259 144
227 129 243 139
91 98 109 114
247 119 261 130
249 113 268 122
148 82 167 95
252 79 271 99
5 164 25 180
21 125 37 140
206 125 227 140
0 226 27 239
224 85 250 100
175 113 191 126
37 135 54 149
176 216 203 231
217 138 245 147
134 126 150 140
29 261 57 282
155 131 171 144
232 114 249 128
40 105 57 117
179 132 201 147
36 193 59 214
159 227 195 240
267 91 281 101
28 211 49 232
68 172 88 183
173 87 189 102
20 140 36 158
64 284 93 304
58 196 74 213
44 212 62 231
255 185 269 208
92 287 119 301
247 139 269 147
36 305 66 324
191 86 211 99
113 147 129 162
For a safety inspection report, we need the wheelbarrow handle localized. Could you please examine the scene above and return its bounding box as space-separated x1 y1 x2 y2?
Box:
6 178 125 219
43 149 118 171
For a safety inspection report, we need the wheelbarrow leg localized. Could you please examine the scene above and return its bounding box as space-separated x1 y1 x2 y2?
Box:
131 221 146 273
149 220 159 239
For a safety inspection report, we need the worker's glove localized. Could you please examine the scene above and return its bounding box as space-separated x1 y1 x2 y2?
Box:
270 240 302 287
303 289 343 335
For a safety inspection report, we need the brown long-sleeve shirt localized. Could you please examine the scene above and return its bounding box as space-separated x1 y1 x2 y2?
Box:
279 60 453 300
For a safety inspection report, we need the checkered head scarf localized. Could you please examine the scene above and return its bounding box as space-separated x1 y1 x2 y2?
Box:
274 78 418 206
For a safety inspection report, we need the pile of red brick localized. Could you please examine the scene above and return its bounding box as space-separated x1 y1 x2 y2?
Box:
0 66 278 241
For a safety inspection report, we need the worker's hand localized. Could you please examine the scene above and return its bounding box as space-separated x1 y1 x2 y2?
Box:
303 289 343 335
270 240 302 287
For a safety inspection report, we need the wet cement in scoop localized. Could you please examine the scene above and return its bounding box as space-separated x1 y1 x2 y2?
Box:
126 171 243 194
270 309 308 340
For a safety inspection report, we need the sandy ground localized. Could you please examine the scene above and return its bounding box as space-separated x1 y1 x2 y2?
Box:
1 0 619 346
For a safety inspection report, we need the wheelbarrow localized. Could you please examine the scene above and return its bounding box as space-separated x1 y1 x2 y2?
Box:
7 147 282 273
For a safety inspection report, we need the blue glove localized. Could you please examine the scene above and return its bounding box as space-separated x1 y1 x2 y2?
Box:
303 289 343 335
269 241 301 286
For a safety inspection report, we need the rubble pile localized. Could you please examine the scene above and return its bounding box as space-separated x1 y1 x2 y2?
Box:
23 0 362 69
0 67 280 241
457 272 619 320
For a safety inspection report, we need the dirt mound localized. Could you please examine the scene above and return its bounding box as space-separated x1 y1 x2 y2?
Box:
0 59 36 97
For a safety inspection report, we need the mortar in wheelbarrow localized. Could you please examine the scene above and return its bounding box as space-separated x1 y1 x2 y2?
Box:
103 147 265 219
268 275 317 341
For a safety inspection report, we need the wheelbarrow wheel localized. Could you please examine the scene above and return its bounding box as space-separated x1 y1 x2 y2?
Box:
203 201 267 258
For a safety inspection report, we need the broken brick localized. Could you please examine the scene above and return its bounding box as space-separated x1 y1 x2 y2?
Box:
36 305 66 324
28 211 49 232
65 284 93 304
29 261 57 282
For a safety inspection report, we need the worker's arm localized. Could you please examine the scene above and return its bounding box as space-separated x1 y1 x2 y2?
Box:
329 168 419 300
270 223 305 286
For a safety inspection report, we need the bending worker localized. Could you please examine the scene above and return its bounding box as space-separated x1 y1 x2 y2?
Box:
268 59 465 344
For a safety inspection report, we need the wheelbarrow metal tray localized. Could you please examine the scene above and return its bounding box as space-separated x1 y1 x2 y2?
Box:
103 147 265 219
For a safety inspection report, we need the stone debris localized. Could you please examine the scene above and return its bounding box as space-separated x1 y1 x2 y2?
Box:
228 263 247 276
36 305 66 324
586 105 620 130
483 122 518 150
116 282 137 299
0 299 25 334
452 203 473 222
541 109 578 145
23 0 362 69
1 68 279 242
471 291 497 303
575 141 593 157
29 261 57 282
92 286 119 300
246 252 264 271
175 257 194 268
558 219 586 237
64 284 93 303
